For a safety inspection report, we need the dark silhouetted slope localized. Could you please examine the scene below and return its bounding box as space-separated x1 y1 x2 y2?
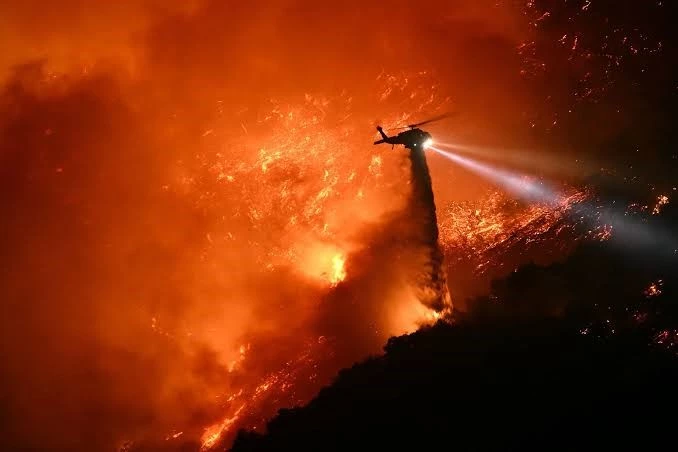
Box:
232 221 678 451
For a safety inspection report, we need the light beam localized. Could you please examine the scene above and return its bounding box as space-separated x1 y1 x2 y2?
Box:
429 146 561 204
429 146 677 255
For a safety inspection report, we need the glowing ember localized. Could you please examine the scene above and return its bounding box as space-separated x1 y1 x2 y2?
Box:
164 431 183 441
589 224 613 242
653 330 678 353
644 280 663 298
652 195 669 215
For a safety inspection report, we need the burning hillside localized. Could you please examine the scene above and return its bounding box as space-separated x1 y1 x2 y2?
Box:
439 188 591 305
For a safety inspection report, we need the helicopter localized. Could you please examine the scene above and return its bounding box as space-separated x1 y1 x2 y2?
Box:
373 113 453 151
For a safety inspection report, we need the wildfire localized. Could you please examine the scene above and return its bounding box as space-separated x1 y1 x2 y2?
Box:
190 116 598 450
439 188 589 268
197 335 333 450
200 405 245 450
145 71 460 450
6 64 624 452
330 253 347 286
4 1 670 451
228 344 249 372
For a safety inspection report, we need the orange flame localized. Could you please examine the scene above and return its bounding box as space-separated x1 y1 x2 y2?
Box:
330 253 347 286
200 405 245 450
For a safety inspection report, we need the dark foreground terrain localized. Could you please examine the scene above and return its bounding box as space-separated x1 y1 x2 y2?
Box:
232 204 678 451
233 322 678 451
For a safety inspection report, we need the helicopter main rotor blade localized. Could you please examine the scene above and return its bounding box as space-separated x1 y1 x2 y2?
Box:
407 112 457 128
385 112 457 131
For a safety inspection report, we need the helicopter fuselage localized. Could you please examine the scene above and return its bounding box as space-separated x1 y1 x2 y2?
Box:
391 128 432 150
373 113 452 150
374 127 432 151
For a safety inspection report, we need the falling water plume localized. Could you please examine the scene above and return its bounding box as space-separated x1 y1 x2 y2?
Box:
406 147 452 314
